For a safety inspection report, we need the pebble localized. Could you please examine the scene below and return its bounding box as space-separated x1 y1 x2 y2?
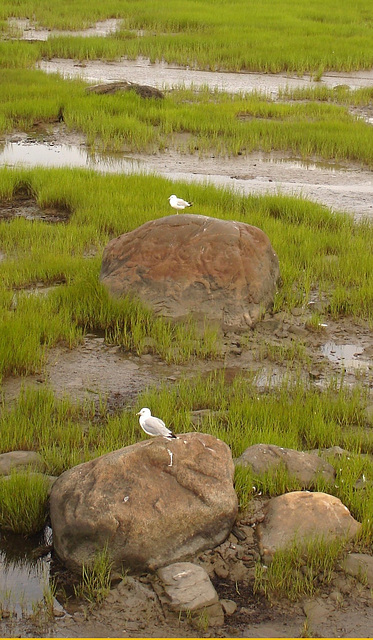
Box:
220 599 237 615
231 526 246 541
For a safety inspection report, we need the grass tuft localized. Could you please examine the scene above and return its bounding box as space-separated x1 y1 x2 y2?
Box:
0 470 50 535
73 544 113 605
254 536 347 601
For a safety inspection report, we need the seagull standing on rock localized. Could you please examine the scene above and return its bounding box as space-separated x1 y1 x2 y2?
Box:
137 407 177 439
168 194 193 211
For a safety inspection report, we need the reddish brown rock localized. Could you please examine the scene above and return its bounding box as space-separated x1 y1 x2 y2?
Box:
100 214 280 329
50 432 237 573
257 491 361 562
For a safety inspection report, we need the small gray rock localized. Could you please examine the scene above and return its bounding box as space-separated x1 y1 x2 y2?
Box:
157 562 219 611
221 599 237 615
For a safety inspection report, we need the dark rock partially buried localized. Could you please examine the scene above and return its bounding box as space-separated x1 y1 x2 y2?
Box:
100 214 280 330
86 81 164 99
50 432 237 574
235 443 336 488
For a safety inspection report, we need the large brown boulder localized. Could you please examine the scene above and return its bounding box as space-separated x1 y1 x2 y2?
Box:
257 491 361 563
50 432 237 573
100 214 280 330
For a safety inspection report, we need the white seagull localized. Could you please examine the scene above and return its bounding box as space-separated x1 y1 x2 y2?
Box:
137 407 177 439
168 194 193 211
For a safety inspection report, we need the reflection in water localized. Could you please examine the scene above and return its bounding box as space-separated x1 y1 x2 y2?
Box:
0 527 59 616
321 342 370 371
262 156 346 173
0 139 148 175
0 139 346 176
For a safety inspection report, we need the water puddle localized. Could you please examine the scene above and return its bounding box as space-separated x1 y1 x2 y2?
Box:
0 138 146 176
7 18 121 41
0 184 71 223
261 156 348 173
0 527 62 618
321 342 371 371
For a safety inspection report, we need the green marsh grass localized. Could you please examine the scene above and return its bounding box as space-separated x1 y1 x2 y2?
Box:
2 71 373 168
254 536 347 601
73 544 113 605
0 470 50 535
2 0 373 73
279 85 373 108
31 578 57 631
0 166 373 380
253 339 311 365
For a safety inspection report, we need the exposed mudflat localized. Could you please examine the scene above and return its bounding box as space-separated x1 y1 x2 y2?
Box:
2 58 373 220
7 18 121 41
130 148 373 221
2 128 373 221
2 305 372 417
38 56 373 96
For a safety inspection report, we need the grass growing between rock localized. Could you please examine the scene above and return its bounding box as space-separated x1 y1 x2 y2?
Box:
139 372 373 542
0 372 373 543
2 367 372 540
253 536 347 601
73 545 113 605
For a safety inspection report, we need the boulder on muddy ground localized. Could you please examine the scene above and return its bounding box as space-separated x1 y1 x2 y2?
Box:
257 491 361 563
50 432 237 573
235 443 336 488
100 214 280 330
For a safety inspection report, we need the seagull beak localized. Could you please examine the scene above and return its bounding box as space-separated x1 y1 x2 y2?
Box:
136 411 140 415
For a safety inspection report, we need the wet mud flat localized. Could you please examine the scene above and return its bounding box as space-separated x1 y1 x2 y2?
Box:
38 57 373 96
2 127 373 222
7 18 121 41
2 58 373 221
2 308 372 412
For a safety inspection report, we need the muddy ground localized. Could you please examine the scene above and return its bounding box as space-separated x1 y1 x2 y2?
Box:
1 60 373 637
2 123 373 222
